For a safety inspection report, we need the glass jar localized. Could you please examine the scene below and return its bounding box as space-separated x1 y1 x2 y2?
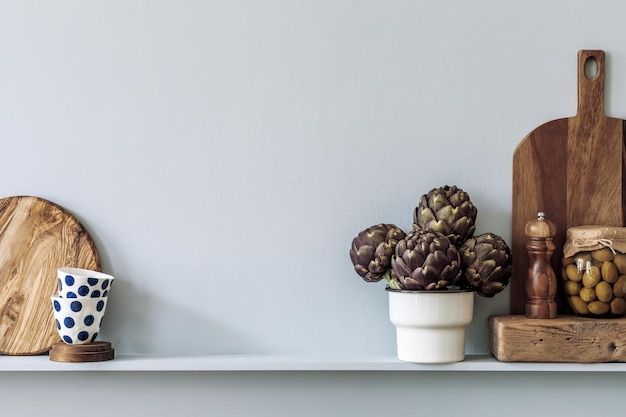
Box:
562 226 626 317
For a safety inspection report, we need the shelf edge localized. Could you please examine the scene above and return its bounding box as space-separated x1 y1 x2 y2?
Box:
1 354 626 372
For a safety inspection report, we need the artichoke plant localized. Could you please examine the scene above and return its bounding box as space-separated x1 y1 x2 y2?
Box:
413 185 477 246
349 224 406 284
458 232 512 297
348 185 512 299
391 230 462 291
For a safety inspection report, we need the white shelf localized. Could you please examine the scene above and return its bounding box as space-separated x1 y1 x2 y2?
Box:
2 353 626 372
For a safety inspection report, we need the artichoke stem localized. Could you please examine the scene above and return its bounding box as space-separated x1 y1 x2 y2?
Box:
384 270 403 290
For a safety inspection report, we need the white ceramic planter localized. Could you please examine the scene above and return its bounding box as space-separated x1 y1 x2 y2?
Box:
387 289 475 364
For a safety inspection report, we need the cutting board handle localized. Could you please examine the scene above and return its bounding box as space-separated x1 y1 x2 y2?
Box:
577 50 605 118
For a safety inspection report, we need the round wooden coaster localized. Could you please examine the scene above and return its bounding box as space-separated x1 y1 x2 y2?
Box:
49 341 114 363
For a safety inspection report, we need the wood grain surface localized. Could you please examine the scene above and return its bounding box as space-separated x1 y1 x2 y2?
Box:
49 341 114 362
490 315 626 363
511 50 626 314
0 196 100 355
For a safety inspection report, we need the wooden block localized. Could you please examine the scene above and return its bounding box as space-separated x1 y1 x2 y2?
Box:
49 341 114 363
490 315 626 363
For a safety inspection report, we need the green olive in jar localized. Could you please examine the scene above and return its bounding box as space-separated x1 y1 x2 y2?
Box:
592 248 615 262
595 281 613 303
570 296 589 315
601 261 619 283
579 287 596 302
564 280 581 296
565 263 583 282
563 256 575 267
588 300 610 315
614 275 626 297
582 265 601 288
611 298 626 315
576 252 593 265
613 253 626 274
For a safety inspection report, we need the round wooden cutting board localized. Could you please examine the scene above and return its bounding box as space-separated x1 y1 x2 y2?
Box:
0 196 100 355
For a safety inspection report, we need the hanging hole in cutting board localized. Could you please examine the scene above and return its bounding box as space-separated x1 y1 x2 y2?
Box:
584 56 598 80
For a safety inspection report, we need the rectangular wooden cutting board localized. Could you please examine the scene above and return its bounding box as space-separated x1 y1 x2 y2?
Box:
491 50 626 363
511 50 626 315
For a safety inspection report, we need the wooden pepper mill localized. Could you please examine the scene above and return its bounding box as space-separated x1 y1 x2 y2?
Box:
525 212 558 319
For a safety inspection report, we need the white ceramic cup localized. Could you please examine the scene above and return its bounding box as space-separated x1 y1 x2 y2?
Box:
51 296 108 344
57 267 114 298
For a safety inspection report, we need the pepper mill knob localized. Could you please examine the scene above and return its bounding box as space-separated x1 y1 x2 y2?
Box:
525 212 556 239
524 212 558 319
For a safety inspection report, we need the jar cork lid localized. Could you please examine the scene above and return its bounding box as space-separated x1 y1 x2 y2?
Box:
525 212 557 239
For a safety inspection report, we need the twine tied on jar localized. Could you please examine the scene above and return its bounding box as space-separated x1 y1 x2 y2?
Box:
572 236 617 255
563 226 626 259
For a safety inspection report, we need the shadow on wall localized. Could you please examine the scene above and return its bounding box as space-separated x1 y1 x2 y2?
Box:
97 277 261 355
76 215 260 355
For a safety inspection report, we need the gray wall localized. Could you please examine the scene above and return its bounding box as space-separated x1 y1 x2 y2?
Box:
2 1 626 415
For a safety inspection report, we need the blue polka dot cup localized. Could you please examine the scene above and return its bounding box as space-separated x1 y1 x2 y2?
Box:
51 296 108 345
57 267 114 299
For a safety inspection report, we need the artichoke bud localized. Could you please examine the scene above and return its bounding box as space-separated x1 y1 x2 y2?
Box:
459 232 512 297
477 258 498 277
413 185 477 246
349 224 406 283
391 230 461 291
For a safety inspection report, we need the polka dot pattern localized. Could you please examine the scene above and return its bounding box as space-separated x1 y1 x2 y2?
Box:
53 267 113 345
57 273 114 299
51 296 108 345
